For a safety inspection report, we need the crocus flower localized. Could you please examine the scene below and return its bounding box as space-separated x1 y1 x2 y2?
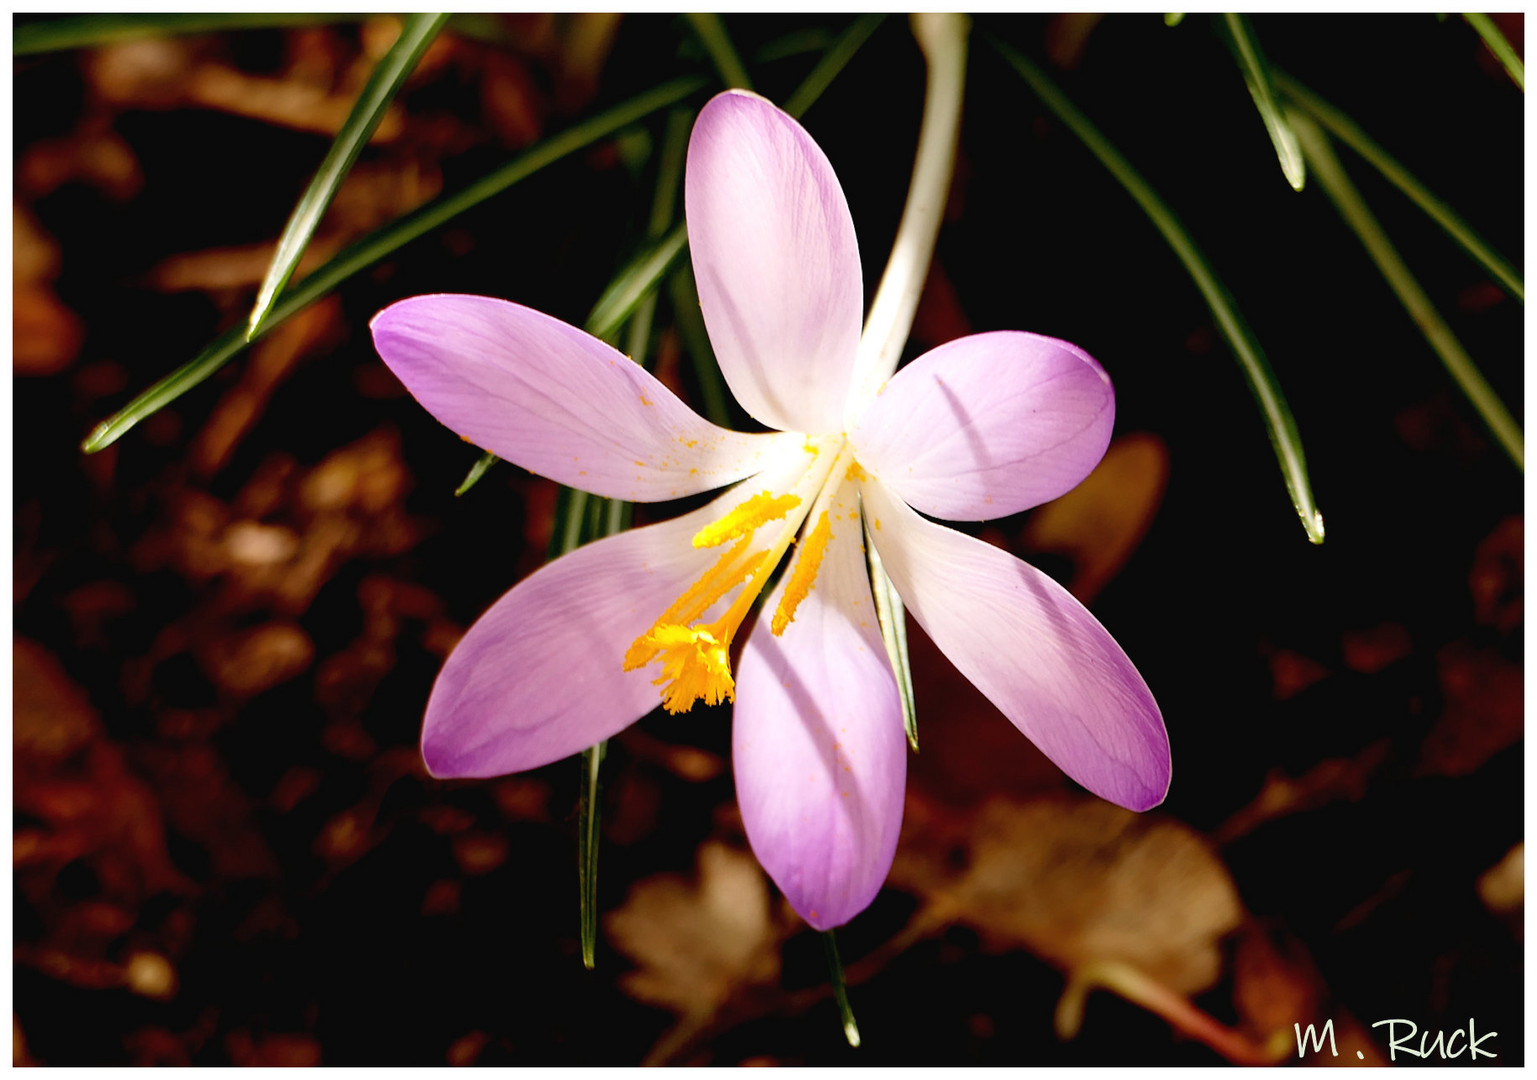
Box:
371 89 1170 930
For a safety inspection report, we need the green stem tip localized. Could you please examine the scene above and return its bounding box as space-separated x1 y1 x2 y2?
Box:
823 930 861 1048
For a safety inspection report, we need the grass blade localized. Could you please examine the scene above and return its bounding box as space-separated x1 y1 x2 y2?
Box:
669 265 734 429
247 14 449 340
1222 14 1305 191
866 523 917 752
684 12 753 90
454 450 497 497
1289 110 1523 470
783 14 887 119
1164 13 1186 28
13 12 354 54
586 226 690 342
80 74 706 454
462 15 889 488
1464 13 1524 91
992 36 1326 544
823 931 862 1048
577 739 607 970
1274 69 1523 303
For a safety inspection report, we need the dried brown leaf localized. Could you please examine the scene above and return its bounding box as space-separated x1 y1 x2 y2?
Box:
893 795 1243 995
606 842 781 1017
1022 432 1169 605
1418 641 1523 777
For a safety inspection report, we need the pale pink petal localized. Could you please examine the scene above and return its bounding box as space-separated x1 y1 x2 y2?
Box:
851 331 1115 520
862 480 1170 810
371 294 797 502
734 476 905 929
685 90 863 435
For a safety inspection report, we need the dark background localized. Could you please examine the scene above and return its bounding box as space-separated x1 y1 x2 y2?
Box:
13 13 1523 1065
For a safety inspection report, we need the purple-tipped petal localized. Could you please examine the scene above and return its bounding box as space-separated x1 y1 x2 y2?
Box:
423 498 734 778
851 332 1115 520
862 479 1170 811
686 90 863 435
372 294 797 502
734 476 905 929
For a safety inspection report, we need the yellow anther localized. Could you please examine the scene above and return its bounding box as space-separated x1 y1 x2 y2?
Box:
623 541 764 670
691 491 800 549
772 511 832 635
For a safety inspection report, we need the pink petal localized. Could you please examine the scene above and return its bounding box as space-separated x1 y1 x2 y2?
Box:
862 479 1170 811
371 294 796 502
851 331 1115 520
685 90 863 435
734 476 905 929
422 498 735 778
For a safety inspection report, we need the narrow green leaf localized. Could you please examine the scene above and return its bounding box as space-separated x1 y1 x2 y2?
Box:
1464 13 1524 91
586 226 690 341
577 739 607 970
247 14 449 340
992 36 1326 544
1289 110 1523 470
1274 69 1523 303
1164 13 1185 28
669 265 734 429
81 74 706 454
13 12 354 54
753 27 836 64
454 450 497 497
475 10 886 487
823 930 861 1048
783 14 887 120
1222 14 1305 191
866 523 917 752
684 12 753 90
626 108 695 373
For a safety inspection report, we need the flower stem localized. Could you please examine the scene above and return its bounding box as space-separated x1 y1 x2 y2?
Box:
822 930 861 1048
847 13 970 413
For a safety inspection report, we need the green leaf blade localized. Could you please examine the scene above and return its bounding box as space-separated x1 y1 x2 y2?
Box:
1464 13 1524 91
991 36 1326 544
81 74 706 454
1289 110 1523 470
866 524 918 752
1274 69 1523 304
13 12 355 55
247 13 450 341
1222 14 1305 191
684 12 754 90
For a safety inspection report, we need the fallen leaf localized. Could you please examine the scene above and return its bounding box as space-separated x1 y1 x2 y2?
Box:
892 795 1243 995
1022 433 1169 605
606 841 781 1018
1469 515 1521 633
1477 841 1523 916
1417 641 1522 777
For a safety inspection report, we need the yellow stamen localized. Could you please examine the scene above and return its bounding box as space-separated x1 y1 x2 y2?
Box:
623 540 764 670
691 491 801 548
772 510 832 635
626 439 851 713
644 624 735 713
